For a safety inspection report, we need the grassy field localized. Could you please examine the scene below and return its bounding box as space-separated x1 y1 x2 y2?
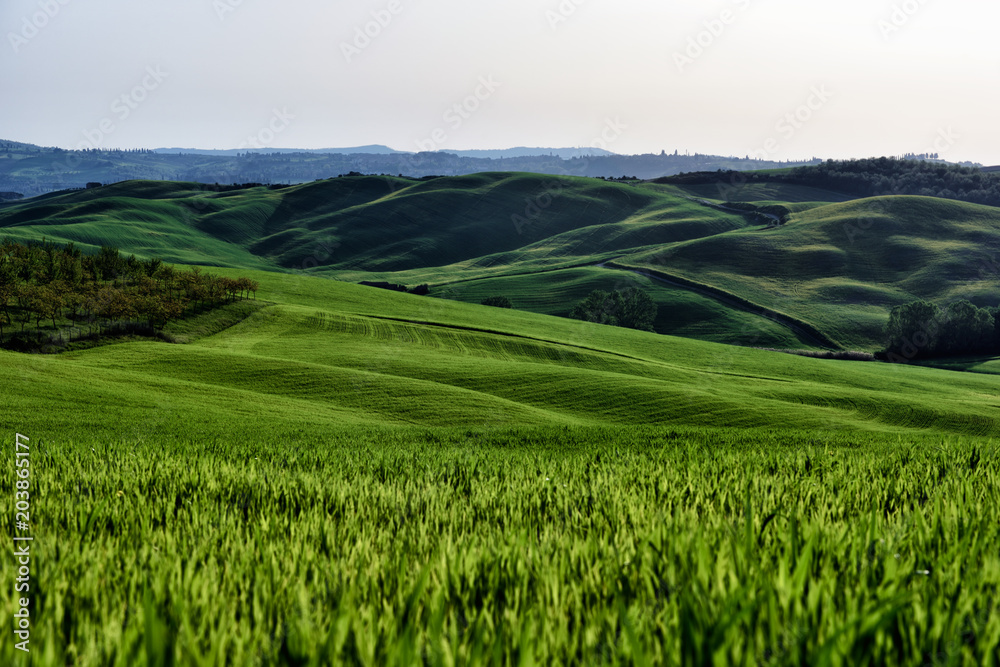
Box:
1 428 997 666
3 177 1000 664
0 175 747 275
645 180 855 206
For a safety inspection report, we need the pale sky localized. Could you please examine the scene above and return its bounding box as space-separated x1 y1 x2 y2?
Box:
2 0 998 164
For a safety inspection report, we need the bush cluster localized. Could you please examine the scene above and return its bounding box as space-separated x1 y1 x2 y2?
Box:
569 288 657 332
480 295 513 308
359 281 430 295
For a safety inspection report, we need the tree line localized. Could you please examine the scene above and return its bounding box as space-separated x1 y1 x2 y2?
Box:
883 299 1000 361
0 240 259 347
785 158 1000 206
663 158 1000 208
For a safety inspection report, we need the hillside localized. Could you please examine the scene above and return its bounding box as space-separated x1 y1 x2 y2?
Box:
657 158 1000 207
0 174 805 347
6 269 1000 442
5 173 1000 352
0 174 744 270
622 196 1000 349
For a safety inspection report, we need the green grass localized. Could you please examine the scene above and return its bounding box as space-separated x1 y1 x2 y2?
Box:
3 268 1000 664
643 180 855 205
0 187 278 269
916 355 1000 376
7 270 1000 442
160 299 271 344
7 173 1000 666
1 429 997 665
0 174 744 276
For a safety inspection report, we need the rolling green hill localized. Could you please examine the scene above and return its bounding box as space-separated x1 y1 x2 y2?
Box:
7 269 1000 442
0 174 748 273
4 173 1000 352
647 180 855 208
0 174 772 346
622 196 1000 349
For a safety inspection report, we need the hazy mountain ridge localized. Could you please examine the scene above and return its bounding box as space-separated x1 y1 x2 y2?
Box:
0 139 817 197
152 145 406 156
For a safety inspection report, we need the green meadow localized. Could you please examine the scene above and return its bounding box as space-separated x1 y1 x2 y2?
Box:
1 173 999 664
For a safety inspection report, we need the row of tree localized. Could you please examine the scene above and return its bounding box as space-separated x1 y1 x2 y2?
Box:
0 240 259 345
884 299 1000 360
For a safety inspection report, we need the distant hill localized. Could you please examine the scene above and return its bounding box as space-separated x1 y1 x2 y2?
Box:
153 146 618 159
440 147 617 159
152 145 405 156
0 139 817 197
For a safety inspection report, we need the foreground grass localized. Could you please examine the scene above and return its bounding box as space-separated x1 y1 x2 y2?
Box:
1 427 997 666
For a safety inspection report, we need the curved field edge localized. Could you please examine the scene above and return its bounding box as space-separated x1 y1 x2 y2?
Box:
423 265 816 349
603 260 841 349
